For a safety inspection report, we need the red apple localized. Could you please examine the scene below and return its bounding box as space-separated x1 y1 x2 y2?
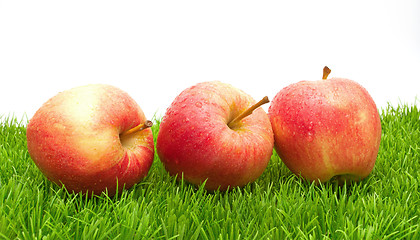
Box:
26 84 154 196
268 67 381 183
156 81 274 190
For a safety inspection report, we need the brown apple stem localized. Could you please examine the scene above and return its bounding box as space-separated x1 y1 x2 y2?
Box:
228 96 269 128
323 66 331 80
120 120 153 137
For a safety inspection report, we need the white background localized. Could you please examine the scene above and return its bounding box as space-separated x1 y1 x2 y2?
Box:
1 0 419 120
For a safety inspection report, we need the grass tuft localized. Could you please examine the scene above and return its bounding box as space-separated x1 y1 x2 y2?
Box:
0 102 419 239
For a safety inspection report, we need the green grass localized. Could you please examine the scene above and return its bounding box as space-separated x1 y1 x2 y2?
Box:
1 102 419 240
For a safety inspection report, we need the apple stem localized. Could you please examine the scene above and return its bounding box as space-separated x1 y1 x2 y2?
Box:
120 120 153 137
227 96 269 128
323 66 331 80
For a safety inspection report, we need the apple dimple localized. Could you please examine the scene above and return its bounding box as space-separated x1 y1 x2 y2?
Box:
120 129 150 150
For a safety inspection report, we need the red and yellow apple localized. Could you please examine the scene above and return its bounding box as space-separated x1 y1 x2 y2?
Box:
156 81 274 190
26 84 154 196
268 67 381 183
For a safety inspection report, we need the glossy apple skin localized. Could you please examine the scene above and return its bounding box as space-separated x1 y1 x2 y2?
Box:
268 78 381 182
26 84 154 196
156 81 274 191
